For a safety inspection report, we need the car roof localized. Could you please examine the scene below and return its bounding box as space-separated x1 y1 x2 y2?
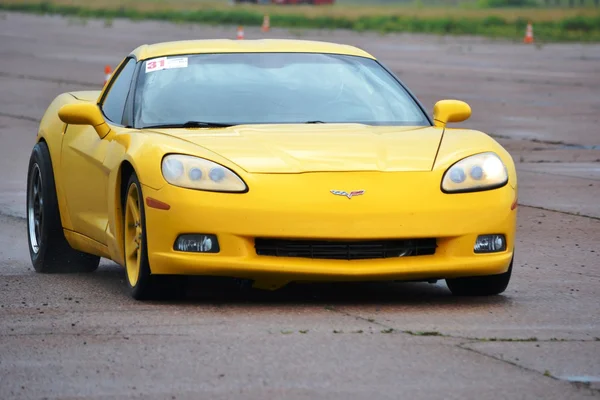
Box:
130 39 376 61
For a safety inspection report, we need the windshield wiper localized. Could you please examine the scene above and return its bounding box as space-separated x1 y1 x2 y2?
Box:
144 121 235 129
305 120 326 124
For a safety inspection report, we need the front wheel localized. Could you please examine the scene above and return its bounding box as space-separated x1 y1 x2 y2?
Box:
445 257 513 296
122 172 185 300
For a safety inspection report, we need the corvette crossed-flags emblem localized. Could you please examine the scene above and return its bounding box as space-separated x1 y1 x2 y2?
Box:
330 190 365 199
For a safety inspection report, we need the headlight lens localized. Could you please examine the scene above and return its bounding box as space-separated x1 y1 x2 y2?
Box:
442 152 508 193
161 154 247 192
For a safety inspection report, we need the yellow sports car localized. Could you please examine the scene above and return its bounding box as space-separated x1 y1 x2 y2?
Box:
27 39 517 300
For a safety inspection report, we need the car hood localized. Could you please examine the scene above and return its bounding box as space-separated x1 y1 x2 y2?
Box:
151 124 442 173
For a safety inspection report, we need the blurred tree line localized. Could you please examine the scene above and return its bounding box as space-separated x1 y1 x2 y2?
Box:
483 0 599 6
471 0 598 7
361 0 600 7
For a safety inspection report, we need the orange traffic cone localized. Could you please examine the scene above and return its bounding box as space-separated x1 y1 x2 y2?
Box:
261 15 270 32
236 26 244 40
524 22 534 44
104 65 112 86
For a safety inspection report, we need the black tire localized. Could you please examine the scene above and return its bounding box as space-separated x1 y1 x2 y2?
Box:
26 141 100 273
122 172 185 301
446 257 513 296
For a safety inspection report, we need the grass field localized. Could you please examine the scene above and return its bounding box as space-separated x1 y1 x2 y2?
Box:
1 0 599 41
3 0 598 20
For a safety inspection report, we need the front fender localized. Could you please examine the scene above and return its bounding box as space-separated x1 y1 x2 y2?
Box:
105 129 244 265
35 93 83 231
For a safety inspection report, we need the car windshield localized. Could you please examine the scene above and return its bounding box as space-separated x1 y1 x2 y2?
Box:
134 52 430 128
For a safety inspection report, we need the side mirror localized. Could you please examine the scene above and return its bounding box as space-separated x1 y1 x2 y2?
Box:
58 103 111 139
432 100 471 128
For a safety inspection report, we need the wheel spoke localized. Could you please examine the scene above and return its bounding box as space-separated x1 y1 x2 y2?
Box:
127 238 139 258
127 197 140 223
35 177 42 197
34 219 41 241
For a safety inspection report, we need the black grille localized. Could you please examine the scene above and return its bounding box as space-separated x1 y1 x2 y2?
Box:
254 238 437 260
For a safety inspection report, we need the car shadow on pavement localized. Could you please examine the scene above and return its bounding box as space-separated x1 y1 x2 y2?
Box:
88 262 512 308
184 277 511 308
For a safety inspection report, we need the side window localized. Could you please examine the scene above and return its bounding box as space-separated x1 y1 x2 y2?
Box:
101 58 136 124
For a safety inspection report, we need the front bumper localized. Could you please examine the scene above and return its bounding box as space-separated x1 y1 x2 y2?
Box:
141 171 517 288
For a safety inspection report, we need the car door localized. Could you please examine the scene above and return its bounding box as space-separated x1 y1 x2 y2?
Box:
60 57 137 245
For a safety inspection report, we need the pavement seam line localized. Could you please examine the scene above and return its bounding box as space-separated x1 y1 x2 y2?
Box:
518 204 600 221
0 332 197 338
517 168 600 183
0 211 25 221
495 134 600 148
456 341 563 381
439 335 595 343
0 71 99 88
456 341 600 395
0 112 40 123
321 308 599 343
323 306 398 332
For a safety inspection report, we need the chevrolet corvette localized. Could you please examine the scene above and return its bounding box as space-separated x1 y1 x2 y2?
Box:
27 39 517 300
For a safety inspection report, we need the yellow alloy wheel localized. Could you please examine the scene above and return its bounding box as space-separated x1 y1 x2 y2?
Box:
124 183 142 287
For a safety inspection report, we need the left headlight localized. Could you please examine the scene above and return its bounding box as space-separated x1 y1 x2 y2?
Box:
442 152 508 193
161 154 247 192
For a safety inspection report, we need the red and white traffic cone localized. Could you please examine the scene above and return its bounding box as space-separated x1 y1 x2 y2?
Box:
261 15 270 33
524 22 534 44
104 65 112 85
236 26 245 40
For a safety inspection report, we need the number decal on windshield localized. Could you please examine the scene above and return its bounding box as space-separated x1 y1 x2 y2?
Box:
145 57 188 74
145 57 166 73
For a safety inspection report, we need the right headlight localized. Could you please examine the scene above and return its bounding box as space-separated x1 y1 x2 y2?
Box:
441 152 508 193
161 154 247 192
